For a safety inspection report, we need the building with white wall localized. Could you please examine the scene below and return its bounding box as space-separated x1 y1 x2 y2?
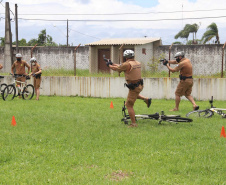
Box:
86 38 162 73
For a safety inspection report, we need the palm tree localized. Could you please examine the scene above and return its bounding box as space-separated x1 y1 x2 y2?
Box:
202 22 220 44
174 23 199 43
189 23 199 43
174 29 189 42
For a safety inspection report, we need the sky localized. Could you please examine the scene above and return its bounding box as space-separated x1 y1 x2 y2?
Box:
0 0 226 46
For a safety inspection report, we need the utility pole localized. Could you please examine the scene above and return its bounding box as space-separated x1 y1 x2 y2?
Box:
67 19 68 46
15 4 19 53
4 2 13 72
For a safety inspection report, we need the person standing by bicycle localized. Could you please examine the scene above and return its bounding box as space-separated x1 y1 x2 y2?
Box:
11 53 31 97
29 57 42 100
109 50 152 128
162 51 199 111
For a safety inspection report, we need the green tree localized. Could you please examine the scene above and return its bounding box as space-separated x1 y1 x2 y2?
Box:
188 23 199 43
202 22 220 44
37 29 58 46
186 39 202 45
27 38 38 46
174 29 189 42
173 41 183 45
0 37 5 46
12 38 28 46
175 23 199 44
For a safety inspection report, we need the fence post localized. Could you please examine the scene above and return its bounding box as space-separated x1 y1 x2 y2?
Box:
222 42 226 78
31 44 37 58
168 43 173 77
74 44 81 76
118 44 124 77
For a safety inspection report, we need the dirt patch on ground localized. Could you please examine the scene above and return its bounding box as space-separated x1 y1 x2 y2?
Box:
106 170 132 181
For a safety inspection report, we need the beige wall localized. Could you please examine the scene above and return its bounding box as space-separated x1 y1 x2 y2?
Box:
135 43 154 70
2 76 225 100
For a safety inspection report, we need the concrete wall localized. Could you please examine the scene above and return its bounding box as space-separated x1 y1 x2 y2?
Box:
154 44 226 75
1 76 225 100
0 46 89 73
135 43 154 70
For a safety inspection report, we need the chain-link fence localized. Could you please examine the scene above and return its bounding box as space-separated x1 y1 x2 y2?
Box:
0 44 225 78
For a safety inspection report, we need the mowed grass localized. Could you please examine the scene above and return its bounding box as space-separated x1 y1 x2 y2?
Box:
0 96 226 184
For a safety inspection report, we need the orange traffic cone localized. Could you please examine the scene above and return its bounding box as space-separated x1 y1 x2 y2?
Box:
110 101 114 109
11 116 17 126
220 126 226 138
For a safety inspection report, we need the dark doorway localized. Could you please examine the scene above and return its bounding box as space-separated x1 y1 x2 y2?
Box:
98 49 110 73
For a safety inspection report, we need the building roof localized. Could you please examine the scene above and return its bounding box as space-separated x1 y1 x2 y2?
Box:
86 37 161 46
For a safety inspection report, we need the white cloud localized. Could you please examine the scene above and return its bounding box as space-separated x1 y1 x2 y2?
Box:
0 0 226 45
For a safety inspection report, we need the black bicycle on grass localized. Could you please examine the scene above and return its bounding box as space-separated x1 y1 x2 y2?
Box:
186 96 226 118
0 76 7 100
121 101 193 125
2 74 34 100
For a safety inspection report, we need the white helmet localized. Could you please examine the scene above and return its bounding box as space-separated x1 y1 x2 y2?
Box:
30 57 37 63
16 53 22 58
174 51 184 58
123 50 134 58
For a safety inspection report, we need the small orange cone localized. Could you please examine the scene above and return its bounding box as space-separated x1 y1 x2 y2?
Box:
220 126 226 138
110 101 114 109
11 116 17 126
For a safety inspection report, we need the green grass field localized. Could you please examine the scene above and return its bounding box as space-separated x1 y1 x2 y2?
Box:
0 96 226 184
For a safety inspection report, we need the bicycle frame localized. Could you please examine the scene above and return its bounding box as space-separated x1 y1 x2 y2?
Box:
186 96 226 118
2 74 34 101
13 78 28 96
121 101 192 124
210 108 226 117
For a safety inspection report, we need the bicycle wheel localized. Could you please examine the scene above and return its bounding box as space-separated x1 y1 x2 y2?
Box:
2 84 16 101
22 84 34 100
0 83 7 97
162 116 193 123
186 109 213 118
121 114 152 124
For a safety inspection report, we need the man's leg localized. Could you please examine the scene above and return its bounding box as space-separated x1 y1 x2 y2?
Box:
126 104 137 127
36 88 40 100
137 84 152 108
170 95 180 111
35 78 41 100
185 95 199 110
126 87 142 127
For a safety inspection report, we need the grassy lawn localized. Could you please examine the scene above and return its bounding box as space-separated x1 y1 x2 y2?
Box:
0 96 226 184
41 69 226 78
1 69 225 78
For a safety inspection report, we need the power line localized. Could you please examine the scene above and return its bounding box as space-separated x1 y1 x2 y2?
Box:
16 8 226 16
69 28 100 40
17 15 226 22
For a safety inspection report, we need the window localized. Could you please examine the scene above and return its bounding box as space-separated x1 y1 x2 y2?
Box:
142 48 146 55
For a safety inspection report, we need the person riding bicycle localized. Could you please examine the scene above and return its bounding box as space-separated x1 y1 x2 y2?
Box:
162 51 199 111
29 57 42 100
11 53 31 95
109 49 152 128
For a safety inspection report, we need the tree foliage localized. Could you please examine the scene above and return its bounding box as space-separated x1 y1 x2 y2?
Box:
201 22 220 44
174 23 199 44
0 37 5 46
2 29 58 47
